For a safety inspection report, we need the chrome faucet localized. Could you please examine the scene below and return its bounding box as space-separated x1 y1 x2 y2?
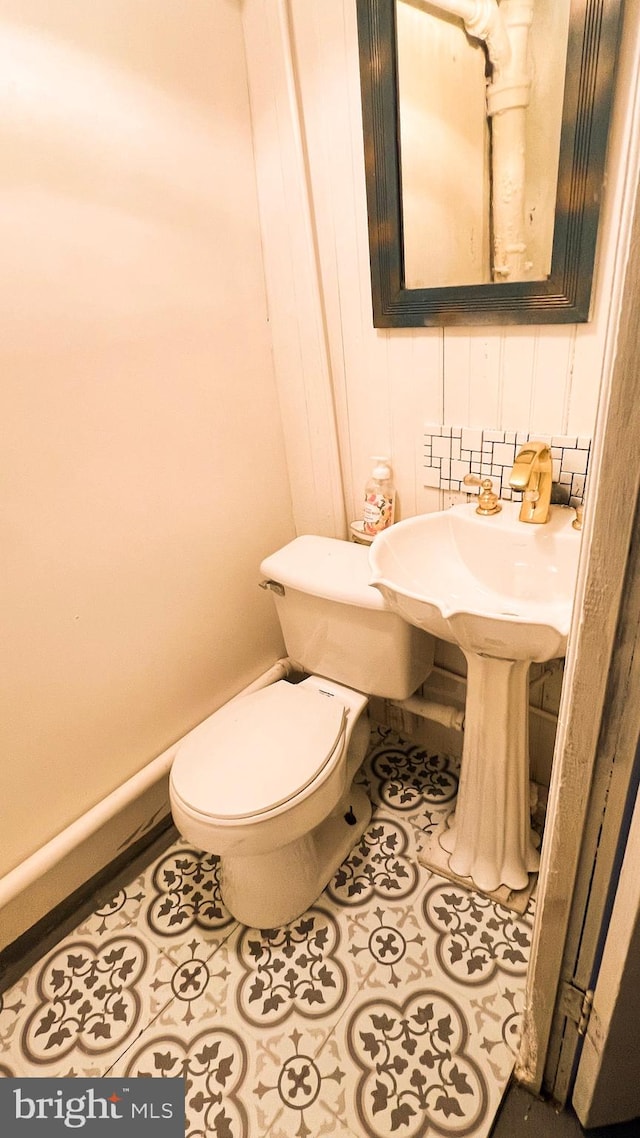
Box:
508 440 552 524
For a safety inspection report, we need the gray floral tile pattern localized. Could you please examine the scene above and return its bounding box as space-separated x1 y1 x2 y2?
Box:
1 924 168 1078
360 728 459 833
233 910 348 1028
346 992 488 1136
0 986 24 1077
326 816 420 906
1 724 534 1136
343 903 432 992
146 846 234 940
254 1026 346 1138
21 936 148 1065
78 886 146 936
422 882 531 985
122 1027 249 1137
149 939 232 1028
470 986 527 1084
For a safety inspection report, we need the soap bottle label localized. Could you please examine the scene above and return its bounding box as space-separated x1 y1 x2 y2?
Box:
363 492 394 534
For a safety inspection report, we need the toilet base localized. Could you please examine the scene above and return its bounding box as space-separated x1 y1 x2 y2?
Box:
219 783 372 929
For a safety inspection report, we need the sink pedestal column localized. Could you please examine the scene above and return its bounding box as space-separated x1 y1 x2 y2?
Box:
440 652 540 893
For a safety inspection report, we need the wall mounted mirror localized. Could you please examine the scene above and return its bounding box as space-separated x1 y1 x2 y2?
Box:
356 0 622 327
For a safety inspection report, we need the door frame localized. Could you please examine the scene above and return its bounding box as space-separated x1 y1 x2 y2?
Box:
545 475 640 1105
515 22 640 1094
572 747 640 1127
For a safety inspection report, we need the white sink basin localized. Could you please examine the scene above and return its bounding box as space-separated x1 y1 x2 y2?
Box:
369 501 580 661
368 502 582 895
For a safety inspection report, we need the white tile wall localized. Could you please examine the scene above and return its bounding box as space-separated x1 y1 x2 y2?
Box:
422 424 590 506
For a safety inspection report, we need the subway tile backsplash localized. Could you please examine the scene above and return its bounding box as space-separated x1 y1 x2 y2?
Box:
422 425 589 506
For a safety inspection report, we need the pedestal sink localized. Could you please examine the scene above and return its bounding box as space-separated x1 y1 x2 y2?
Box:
368 502 581 893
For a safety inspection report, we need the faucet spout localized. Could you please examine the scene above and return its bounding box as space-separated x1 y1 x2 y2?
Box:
509 454 535 491
508 441 552 523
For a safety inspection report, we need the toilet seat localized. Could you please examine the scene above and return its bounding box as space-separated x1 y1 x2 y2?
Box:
170 680 346 823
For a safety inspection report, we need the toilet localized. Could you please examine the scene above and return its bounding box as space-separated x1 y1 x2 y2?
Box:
169 535 434 928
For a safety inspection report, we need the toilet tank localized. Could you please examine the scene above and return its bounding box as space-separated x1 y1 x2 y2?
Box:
260 535 433 700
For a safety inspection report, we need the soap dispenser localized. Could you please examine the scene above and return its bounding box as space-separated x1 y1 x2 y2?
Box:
363 457 396 535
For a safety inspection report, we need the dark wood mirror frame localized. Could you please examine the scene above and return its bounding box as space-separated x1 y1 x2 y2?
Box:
356 0 622 327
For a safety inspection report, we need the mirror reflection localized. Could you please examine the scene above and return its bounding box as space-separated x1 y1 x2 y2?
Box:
356 0 621 325
397 0 571 289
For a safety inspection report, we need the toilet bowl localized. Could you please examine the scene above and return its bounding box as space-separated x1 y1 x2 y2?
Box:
170 675 371 928
170 535 435 929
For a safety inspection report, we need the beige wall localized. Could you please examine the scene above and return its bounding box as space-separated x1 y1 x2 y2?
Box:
0 0 295 880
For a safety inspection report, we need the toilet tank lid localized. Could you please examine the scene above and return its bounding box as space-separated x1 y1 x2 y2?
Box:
260 535 386 611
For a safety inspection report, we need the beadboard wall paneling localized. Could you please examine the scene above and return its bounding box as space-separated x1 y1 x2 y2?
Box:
246 0 636 533
289 0 448 525
290 0 398 522
242 0 346 538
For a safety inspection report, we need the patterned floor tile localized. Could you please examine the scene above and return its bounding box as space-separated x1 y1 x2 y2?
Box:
334 899 434 995
0 924 173 1077
110 1020 253 1137
468 985 526 1085
265 1029 356 1138
359 726 459 833
325 810 425 909
313 889 527 1137
73 876 149 938
110 1016 356 1138
252 1024 350 1137
64 840 225 946
144 939 233 1031
0 983 28 1077
331 987 492 1137
131 840 238 959
226 908 350 1034
1 727 533 1138
421 880 532 987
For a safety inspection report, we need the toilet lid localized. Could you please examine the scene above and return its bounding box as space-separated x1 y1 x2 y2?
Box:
171 681 346 820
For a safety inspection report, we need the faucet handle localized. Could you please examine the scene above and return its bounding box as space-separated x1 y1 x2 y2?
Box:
463 474 501 516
